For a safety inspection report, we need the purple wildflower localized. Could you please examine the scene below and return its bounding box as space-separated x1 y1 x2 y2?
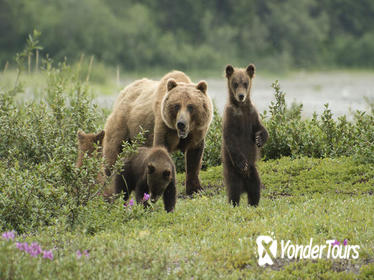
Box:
343 239 348 246
83 250 90 258
143 193 150 202
23 243 30 253
2 231 16 241
77 249 89 259
16 242 24 250
76 250 82 259
43 250 53 260
27 242 42 257
332 240 340 247
124 199 135 208
19 242 29 251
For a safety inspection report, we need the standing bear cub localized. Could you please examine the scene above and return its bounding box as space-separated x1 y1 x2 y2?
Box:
115 147 176 212
222 64 268 206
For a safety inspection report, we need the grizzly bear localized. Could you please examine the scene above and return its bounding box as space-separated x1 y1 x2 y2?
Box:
76 130 105 168
222 64 268 206
114 146 176 212
102 71 213 195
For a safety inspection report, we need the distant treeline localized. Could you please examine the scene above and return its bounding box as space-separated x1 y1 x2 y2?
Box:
1 0 374 71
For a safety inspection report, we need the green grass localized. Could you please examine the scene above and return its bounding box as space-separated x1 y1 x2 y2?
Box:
1 157 373 279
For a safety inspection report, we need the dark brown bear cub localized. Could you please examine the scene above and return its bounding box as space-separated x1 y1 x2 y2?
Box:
222 64 268 207
114 147 176 212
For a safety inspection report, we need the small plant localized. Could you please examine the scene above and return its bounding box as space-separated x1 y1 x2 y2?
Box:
203 103 222 169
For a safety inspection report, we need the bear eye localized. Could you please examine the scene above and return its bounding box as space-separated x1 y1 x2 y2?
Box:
174 104 181 111
163 170 171 178
243 82 248 89
233 82 239 89
187 104 194 112
148 164 155 174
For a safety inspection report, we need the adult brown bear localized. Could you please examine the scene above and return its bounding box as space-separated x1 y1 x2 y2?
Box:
222 64 268 206
103 71 213 195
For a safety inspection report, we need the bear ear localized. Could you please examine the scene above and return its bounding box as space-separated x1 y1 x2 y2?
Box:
196 80 207 94
95 130 105 144
246 64 255 78
148 164 155 174
77 130 85 140
167 78 178 91
225 65 234 78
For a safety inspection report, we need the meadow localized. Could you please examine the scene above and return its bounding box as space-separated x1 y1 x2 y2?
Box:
0 47 373 279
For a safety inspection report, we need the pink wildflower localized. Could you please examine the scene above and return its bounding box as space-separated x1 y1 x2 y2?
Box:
83 250 90 258
15 242 29 252
77 249 89 259
43 250 53 260
76 250 82 259
28 242 42 257
332 240 340 247
124 199 135 208
143 193 150 202
343 239 348 246
2 231 15 241
16 242 24 250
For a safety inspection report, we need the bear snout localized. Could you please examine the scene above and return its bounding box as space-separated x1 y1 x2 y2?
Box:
238 93 246 102
176 118 189 139
177 121 186 130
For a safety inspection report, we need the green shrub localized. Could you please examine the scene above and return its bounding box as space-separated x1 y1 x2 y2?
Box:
0 67 100 232
202 103 222 169
261 80 374 162
0 38 113 232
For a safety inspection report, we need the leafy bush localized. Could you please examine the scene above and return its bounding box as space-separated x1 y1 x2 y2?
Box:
202 103 222 169
262 80 374 163
0 38 110 232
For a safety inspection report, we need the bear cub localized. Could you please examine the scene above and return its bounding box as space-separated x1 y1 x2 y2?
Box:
222 64 268 207
76 130 105 168
115 146 176 212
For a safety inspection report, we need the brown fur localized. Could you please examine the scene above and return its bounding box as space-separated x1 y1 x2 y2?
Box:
222 64 268 206
113 147 176 212
103 78 157 171
103 71 213 195
76 130 105 168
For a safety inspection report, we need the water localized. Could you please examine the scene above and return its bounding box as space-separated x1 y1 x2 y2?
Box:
96 72 374 118
207 72 374 117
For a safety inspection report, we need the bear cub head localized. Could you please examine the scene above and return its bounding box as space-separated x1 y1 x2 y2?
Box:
161 79 211 139
225 64 255 104
76 130 105 168
145 147 174 203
